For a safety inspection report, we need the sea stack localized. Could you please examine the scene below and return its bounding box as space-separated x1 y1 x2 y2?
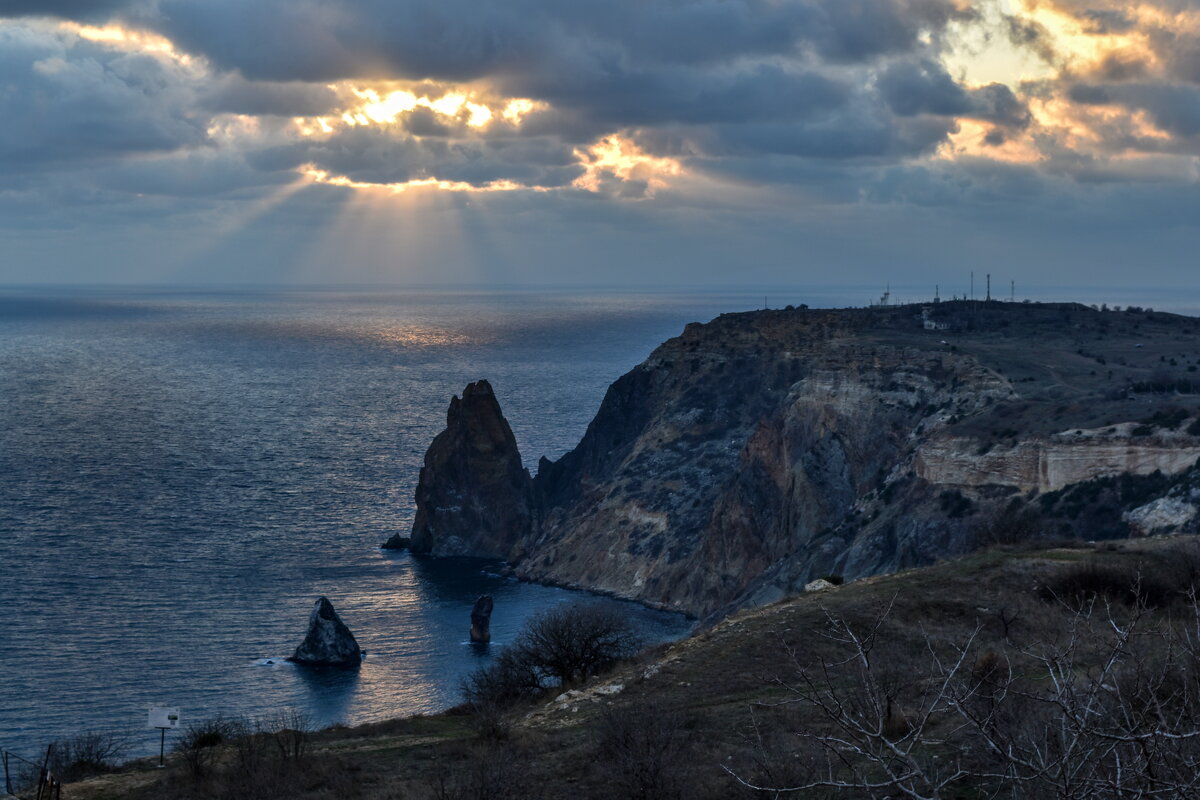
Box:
469 595 494 643
288 597 362 668
408 380 533 557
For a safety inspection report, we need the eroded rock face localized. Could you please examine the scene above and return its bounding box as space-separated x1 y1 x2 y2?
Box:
288 597 361 668
470 595 494 643
406 303 1200 617
408 380 532 558
916 430 1200 493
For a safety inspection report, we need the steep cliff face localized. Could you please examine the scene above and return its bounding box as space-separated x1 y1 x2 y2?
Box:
407 379 532 557
407 303 1200 617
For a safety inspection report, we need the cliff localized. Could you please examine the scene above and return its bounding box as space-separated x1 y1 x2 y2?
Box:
409 301 1200 617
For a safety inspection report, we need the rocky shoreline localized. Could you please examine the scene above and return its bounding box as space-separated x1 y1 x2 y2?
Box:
402 301 1200 617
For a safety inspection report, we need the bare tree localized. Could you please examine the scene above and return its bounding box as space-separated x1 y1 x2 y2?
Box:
726 595 1200 799
515 602 642 686
46 731 131 782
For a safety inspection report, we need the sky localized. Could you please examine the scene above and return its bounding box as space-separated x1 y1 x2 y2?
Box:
1 0 1199 288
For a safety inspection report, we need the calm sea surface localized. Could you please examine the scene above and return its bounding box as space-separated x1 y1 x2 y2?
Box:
0 288 830 760
3 285 1198 760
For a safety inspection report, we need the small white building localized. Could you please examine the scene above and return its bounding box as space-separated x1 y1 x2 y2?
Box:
920 306 951 331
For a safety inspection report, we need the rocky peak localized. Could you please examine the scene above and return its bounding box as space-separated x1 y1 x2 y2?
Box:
408 380 533 557
288 597 361 668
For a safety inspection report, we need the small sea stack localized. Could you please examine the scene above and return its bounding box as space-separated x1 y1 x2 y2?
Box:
469 595 494 643
288 597 362 668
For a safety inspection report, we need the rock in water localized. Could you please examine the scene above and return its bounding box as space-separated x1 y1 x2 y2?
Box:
408 380 533 557
470 595 494 643
288 597 362 668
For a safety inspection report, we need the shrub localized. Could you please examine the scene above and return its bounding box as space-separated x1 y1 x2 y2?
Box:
515 603 642 687
462 648 545 713
175 716 236 776
970 509 1043 549
425 743 538 800
267 708 313 762
461 602 643 727
1038 560 1176 608
594 703 693 800
47 731 131 782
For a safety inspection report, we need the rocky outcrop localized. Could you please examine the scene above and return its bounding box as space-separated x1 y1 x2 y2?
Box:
406 302 1200 617
1125 497 1199 535
470 595 494 643
408 380 532 557
916 429 1200 493
288 597 361 668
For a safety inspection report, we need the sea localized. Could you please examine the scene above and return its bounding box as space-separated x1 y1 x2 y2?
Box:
2 284 1198 761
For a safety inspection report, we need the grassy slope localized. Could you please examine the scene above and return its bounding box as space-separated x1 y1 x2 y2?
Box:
65 534 1200 800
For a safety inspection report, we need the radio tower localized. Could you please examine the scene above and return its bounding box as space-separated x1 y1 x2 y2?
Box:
986 273 991 302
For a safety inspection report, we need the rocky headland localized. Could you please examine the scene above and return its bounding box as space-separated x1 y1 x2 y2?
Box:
407 301 1200 617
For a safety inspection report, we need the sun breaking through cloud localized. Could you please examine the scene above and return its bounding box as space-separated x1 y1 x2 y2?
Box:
2 1 1200 285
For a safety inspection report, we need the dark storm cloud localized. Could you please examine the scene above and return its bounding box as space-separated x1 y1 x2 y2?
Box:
144 0 973 83
252 125 584 188
508 63 851 129
876 59 1029 127
4 0 1200 289
200 75 341 117
0 0 992 192
0 0 143 19
1067 81 1200 141
878 59 974 117
0 23 207 175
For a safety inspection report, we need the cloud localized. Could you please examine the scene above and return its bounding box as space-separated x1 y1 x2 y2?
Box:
0 22 208 175
2 1 1200 288
200 75 341 117
0 0 145 20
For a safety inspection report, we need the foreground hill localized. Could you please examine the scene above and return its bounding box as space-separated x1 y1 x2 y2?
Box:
70 537 1200 799
406 300 1200 616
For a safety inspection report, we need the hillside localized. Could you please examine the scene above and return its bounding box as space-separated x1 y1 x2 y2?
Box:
67 537 1200 799
406 300 1200 617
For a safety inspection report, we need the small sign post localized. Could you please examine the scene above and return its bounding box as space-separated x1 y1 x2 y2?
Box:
147 707 180 768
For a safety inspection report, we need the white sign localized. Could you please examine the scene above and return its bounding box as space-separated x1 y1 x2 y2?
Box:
148 707 181 729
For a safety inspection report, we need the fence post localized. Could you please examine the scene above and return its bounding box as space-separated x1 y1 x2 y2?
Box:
34 743 54 800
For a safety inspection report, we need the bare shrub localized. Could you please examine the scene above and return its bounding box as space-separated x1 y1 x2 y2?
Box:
461 602 642 727
267 708 313 762
1039 559 1176 607
594 703 693 800
175 716 236 777
514 602 642 687
726 597 1200 798
226 717 273 784
970 508 1044 549
47 730 131 782
423 743 539 800
462 649 544 711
